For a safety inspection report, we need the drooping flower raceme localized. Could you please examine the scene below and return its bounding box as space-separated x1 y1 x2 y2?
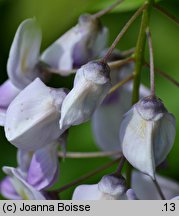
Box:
40 14 108 74
120 96 176 179
60 61 111 130
5 78 68 151
72 174 136 200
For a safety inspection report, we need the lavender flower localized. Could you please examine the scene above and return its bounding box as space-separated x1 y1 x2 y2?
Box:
40 14 108 74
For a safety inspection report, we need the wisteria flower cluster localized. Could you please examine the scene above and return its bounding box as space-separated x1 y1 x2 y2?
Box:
0 0 179 200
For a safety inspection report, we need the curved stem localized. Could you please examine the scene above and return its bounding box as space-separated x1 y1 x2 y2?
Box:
92 0 124 19
155 4 179 26
52 158 121 194
127 0 154 188
146 28 155 96
144 62 179 88
58 151 122 158
102 3 148 63
108 57 134 70
115 156 126 175
108 74 134 95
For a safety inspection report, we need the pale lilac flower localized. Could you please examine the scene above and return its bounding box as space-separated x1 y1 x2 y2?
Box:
5 78 68 151
120 96 176 179
92 52 150 153
132 171 179 200
72 174 135 200
40 14 108 74
0 142 60 200
60 61 111 130
0 18 44 126
1 167 46 200
0 80 20 126
7 18 43 89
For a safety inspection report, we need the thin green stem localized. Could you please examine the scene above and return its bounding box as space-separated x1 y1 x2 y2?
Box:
132 0 153 104
52 158 121 194
108 74 134 95
58 151 122 158
108 57 134 70
146 28 155 96
127 0 154 187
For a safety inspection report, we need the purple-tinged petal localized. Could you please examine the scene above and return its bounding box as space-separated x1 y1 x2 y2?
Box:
0 80 20 109
0 109 6 126
5 78 67 151
27 143 59 190
0 177 21 200
40 14 108 74
171 196 179 200
126 189 138 200
132 171 179 200
17 149 33 173
92 83 150 153
7 18 42 89
3 166 46 200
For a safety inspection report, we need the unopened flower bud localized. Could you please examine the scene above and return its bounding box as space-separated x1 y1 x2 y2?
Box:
59 61 111 130
72 174 128 200
120 96 176 179
40 14 108 74
5 78 68 151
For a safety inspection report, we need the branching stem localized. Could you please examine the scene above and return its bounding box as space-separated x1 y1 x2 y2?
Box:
92 0 124 19
102 3 148 63
146 28 155 96
155 4 179 26
52 158 121 194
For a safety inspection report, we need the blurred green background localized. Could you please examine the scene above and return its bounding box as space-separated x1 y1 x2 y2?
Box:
0 0 179 199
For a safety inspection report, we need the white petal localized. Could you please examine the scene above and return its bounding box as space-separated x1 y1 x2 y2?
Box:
132 171 179 200
60 62 111 130
153 113 176 166
0 80 20 126
120 107 155 178
72 184 102 200
7 18 42 89
5 78 66 151
92 73 150 153
3 167 46 200
40 15 108 73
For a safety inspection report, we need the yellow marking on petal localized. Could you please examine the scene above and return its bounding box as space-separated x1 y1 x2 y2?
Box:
19 189 29 200
139 119 147 138
21 48 29 73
